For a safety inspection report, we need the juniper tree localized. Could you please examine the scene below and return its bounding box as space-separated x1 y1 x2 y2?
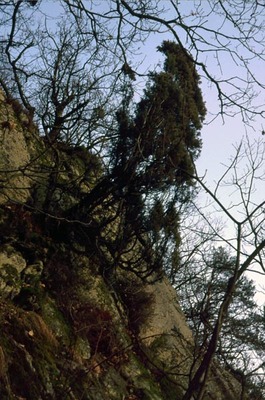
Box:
93 41 205 276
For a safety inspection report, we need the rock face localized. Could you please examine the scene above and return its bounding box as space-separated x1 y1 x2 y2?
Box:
0 92 35 204
0 92 244 399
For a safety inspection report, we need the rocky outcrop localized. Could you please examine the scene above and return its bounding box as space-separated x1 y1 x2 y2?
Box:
0 91 244 399
0 92 32 204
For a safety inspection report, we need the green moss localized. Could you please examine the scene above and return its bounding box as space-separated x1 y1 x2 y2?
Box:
41 296 72 345
0 302 60 398
118 349 164 400
128 336 187 400
0 264 22 299
0 264 19 284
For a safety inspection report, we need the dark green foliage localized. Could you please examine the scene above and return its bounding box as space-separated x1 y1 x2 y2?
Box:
112 41 206 194
105 41 206 277
60 41 206 280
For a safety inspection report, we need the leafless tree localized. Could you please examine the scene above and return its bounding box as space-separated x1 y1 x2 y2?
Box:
175 136 265 399
63 0 265 124
2 1 265 130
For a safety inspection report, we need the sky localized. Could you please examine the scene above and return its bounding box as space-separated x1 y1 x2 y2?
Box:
125 1 265 304
120 1 265 303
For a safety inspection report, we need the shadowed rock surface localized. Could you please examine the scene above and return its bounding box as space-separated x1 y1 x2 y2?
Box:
0 91 244 399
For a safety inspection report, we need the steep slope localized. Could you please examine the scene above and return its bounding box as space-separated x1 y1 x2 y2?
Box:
0 92 244 399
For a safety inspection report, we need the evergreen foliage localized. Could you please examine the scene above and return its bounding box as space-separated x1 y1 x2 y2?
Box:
177 246 265 394
108 41 206 276
64 41 206 279
112 41 206 194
